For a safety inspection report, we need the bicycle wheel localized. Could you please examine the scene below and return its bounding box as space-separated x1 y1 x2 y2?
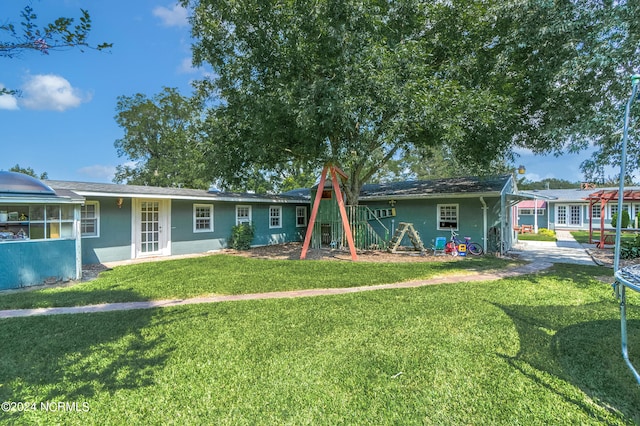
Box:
467 242 484 255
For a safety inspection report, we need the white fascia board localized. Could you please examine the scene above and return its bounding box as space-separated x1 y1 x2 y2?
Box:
71 191 308 204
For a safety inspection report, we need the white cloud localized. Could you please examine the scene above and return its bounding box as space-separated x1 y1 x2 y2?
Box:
78 164 117 181
153 4 188 27
20 74 89 111
178 57 197 74
0 87 19 110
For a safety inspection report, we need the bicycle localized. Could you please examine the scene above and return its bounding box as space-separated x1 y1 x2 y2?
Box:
444 229 484 256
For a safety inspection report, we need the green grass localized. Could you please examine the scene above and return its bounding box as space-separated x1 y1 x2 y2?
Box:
517 233 556 241
0 263 638 424
571 230 639 245
0 254 516 310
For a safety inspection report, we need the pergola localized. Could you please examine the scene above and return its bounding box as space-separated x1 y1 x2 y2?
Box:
587 189 640 248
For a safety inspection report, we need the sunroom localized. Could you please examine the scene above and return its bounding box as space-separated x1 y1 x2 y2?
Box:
0 171 84 290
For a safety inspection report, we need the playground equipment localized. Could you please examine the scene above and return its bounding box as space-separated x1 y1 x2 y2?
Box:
387 222 425 253
301 165 358 261
612 74 640 385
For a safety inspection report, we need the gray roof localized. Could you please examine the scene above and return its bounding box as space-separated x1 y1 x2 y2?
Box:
45 180 308 204
359 175 512 200
293 175 513 200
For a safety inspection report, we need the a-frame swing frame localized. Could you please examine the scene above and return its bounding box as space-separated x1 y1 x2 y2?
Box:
300 164 358 261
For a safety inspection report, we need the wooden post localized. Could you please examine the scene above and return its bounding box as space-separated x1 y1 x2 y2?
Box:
330 166 358 261
300 165 329 259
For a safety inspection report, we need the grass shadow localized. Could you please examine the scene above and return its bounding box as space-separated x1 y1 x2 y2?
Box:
0 296 172 422
494 301 640 423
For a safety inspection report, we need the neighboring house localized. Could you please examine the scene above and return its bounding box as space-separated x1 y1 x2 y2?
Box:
517 186 640 231
301 174 519 254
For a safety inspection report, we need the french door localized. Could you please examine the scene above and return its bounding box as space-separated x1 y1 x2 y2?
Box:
133 199 170 258
557 205 582 227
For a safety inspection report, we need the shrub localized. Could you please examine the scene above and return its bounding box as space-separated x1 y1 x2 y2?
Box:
621 234 640 259
229 223 255 250
611 211 631 228
537 228 555 238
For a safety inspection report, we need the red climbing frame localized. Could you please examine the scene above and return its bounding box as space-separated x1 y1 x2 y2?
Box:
300 164 358 261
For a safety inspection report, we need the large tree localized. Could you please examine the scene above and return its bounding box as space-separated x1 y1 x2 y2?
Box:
113 87 210 189
183 0 636 204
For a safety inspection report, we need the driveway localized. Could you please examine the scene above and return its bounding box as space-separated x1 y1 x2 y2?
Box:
509 230 597 266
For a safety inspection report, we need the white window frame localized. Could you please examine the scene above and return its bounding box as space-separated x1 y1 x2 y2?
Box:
296 206 307 227
81 201 100 238
269 205 282 229
519 208 545 216
236 205 252 225
437 204 458 230
193 204 214 233
591 203 601 220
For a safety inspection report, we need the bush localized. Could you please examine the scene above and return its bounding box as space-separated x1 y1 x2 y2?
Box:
621 234 640 259
229 223 255 250
538 228 555 238
611 210 631 228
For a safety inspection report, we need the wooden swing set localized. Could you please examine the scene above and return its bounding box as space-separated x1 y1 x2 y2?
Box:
300 164 358 261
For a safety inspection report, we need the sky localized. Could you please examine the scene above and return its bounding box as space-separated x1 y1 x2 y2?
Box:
1 0 600 185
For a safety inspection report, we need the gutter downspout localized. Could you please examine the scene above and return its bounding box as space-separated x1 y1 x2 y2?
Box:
480 197 488 254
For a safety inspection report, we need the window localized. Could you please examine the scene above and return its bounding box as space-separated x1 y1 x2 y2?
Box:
193 204 213 232
437 204 458 230
519 208 545 216
591 203 601 219
81 202 99 237
296 206 307 227
269 206 282 229
236 205 252 225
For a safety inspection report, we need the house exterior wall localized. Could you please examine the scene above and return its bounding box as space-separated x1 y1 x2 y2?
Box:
81 196 132 264
356 196 504 251
0 239 77 290
81 197 308 264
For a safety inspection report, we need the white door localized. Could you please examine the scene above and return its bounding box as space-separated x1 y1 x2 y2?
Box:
133 199 170 258
569 205 581 226
557 206 567 225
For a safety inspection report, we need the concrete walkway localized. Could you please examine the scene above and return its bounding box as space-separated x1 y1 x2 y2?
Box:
0 261 552 319
508 229 597 266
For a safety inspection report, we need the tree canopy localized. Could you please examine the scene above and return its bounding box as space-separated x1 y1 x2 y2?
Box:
113 88 210 189
7 164 48 180
182 0 638 203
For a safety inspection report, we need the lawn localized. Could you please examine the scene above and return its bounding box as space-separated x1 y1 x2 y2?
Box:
571 230 639 245
0 254 516 310
0 261 639 424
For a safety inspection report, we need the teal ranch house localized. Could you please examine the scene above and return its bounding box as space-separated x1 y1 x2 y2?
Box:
299 174 520 256
0 172 520 290
0 171 309 290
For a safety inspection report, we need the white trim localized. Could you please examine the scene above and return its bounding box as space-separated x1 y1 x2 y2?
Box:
296 206 307 227
437 203 459 230
193 203 214 233
236 205 252 225
80 201 100 238
269 205 282 229
132 199 171 258
54 190 305 204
